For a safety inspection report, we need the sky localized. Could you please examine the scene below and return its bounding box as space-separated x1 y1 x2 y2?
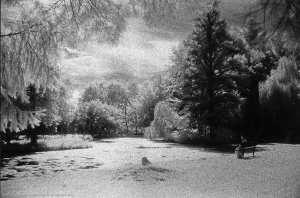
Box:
62 17 182 104
61 18 181 78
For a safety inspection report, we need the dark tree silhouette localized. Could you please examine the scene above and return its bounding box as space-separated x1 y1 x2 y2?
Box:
181 7 242 138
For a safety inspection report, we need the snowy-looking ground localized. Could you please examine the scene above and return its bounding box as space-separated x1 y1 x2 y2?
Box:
1 138 300 198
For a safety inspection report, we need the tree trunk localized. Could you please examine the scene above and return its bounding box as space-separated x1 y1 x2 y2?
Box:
124 106 129 133
197 113 203 135
30 134 38 144
135 121 138 134
208 82 215 139
209 125 215 139
29 85 38 144
5 128 11 145
135 113 138 135
30 127 38 144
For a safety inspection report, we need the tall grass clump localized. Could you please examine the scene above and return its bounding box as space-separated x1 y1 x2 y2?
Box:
1 134 92 158
37 134 93 151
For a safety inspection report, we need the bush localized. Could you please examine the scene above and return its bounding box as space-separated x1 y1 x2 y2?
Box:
144 126 154 139
146 101 188 139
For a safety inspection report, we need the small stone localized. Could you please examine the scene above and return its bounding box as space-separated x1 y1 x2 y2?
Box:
142 157 151 166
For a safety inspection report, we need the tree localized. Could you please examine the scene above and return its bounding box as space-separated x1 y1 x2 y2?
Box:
80 85 101 103
105 83 131 133
53 81 75 134
150 101 182 138
165 44 188 105
130 0 206 28
259 57 300 141
180 7 243 138
137 76 165 129
239 49 277 136
76 100 118 137
246 0 300 45
1 0 125 132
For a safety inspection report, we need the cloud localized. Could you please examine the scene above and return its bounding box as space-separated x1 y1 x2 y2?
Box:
61 17 180 84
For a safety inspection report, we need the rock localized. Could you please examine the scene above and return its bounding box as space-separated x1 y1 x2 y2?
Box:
142 157 151 166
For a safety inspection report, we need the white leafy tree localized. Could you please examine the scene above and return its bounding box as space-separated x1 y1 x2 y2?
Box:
1 0 125 132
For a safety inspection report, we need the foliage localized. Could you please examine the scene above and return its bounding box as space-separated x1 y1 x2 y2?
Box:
137 76 165 129
128 0 252 30
165 44 188 108
80 85 102 103
143 126 153 139
246 0 300 46
259 57 300 141
178 7 244 138
1 2 60 132
164 129 199 144
131 0 206 28
1 0 125 132
55 82 75 133
80 82 135 133
75 100 118 137
146 101 186 139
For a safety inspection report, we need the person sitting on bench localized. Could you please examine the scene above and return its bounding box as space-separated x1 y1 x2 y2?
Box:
240 136 247 157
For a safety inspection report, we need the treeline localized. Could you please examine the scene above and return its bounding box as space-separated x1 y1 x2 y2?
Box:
6 7 299 143
147 7 300 143
1 77 164 142
2 1 299 145
71 79 164 137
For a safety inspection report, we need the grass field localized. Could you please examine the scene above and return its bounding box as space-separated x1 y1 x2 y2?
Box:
1 138 300 197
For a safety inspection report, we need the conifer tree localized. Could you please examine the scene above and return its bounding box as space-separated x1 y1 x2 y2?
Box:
181 6 242 138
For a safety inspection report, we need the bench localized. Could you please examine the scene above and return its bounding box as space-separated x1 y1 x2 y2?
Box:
240 141 257 157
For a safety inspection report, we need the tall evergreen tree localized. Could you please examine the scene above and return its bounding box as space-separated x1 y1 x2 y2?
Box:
181 7 242 138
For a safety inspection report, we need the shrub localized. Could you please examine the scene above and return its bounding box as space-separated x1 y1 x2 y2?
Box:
147 101 188 139
144 126 154 139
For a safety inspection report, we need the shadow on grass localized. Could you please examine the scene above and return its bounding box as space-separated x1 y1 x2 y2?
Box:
185 144 269 154
239 156 262 160
91 135 146 143
92 140 115 143
1 142 38 159
149 139 178 146
148 139 269 154
136 145 173 149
